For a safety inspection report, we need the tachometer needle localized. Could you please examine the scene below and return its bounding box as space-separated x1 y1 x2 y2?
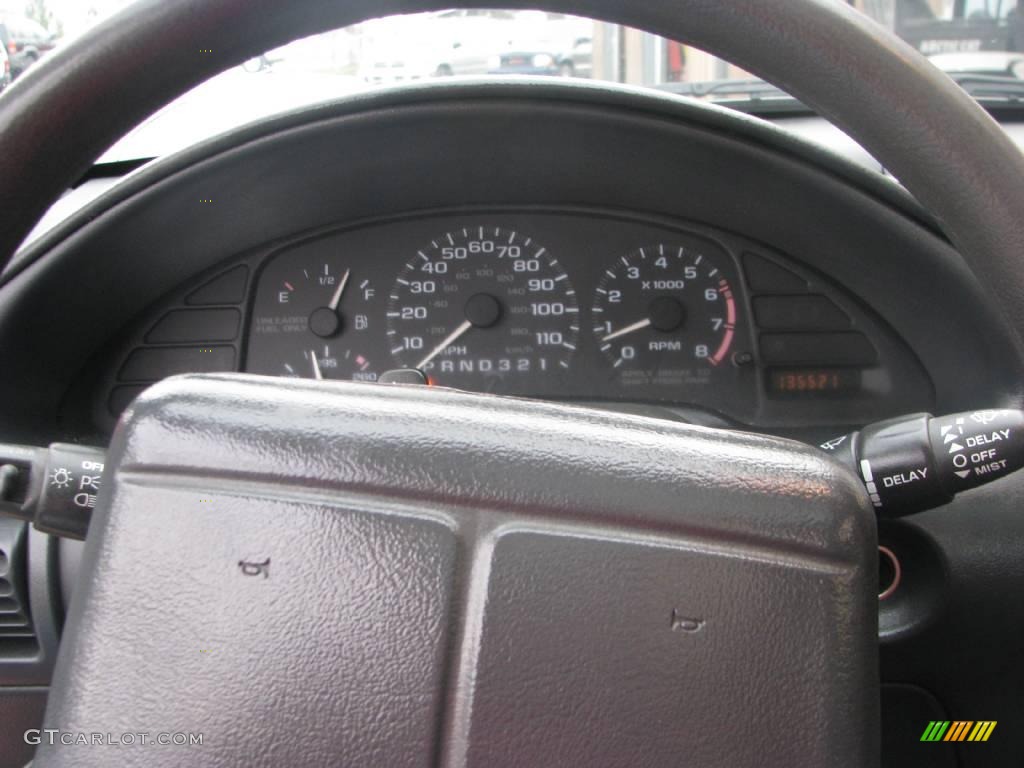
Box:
415 319 473 370
328 268 351 311
602 318 652 342
310 350 323 380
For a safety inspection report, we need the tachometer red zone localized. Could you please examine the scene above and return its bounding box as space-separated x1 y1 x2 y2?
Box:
710 278 736 366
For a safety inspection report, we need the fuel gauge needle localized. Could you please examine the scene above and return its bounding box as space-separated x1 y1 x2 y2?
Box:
328 269 350 311
602 318 651 342
310 350 324 380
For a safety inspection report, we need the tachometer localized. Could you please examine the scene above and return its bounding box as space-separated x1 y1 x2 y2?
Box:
592 243 737 381
387 226 579 386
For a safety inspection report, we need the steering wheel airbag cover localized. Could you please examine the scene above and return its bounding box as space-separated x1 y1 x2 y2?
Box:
35 374 878 767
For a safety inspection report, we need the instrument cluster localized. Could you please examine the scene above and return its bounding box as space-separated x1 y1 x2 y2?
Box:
246 214 755 410
94 210 933 431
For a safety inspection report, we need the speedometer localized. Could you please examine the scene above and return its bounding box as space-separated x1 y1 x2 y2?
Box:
593 243 738 383
387 226 579 386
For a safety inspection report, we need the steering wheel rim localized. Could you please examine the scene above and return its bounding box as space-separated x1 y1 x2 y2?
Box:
5 4 1018 765
1 0 1023 362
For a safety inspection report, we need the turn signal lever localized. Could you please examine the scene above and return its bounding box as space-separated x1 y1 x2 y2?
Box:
820 408 1024 517
1 408 1023 538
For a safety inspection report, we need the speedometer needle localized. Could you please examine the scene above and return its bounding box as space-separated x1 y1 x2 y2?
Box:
602 318 652 342
328 269 350 311
310 350 323 380
415 319 473 370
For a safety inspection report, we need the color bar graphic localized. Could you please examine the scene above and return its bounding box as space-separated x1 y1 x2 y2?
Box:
920 721 950 742
920 721 996 742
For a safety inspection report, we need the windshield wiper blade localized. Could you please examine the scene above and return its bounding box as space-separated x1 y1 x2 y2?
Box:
661 74 1024 115
944 74 1024 103
657 79 810 115
659 78 790 101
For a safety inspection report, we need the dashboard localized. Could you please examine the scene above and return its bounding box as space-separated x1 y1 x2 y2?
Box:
3 80 1024 768
2 82 1019 447
87 209 929 433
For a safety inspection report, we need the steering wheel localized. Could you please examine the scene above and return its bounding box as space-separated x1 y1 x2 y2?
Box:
2 1 1023 766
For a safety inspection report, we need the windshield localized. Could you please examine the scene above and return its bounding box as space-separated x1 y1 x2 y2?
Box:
1 1 1022 161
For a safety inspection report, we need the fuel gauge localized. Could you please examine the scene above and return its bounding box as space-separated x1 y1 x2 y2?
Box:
247 247 379 381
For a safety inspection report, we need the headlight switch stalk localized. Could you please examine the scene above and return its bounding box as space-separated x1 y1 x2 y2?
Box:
0 444 105 540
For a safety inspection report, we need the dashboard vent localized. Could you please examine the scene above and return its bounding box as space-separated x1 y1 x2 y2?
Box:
0 520 34 648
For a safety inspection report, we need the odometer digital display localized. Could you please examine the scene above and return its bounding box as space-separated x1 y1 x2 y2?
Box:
767 368 862 397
